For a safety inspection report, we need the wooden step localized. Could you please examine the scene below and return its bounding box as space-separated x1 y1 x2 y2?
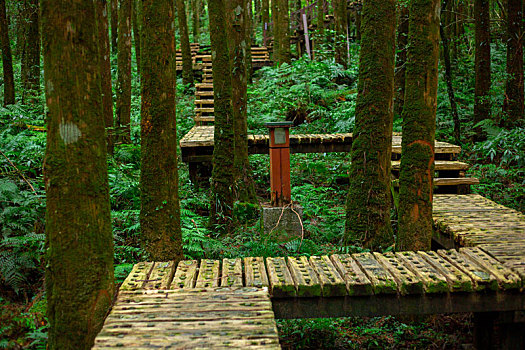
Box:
391 160 470 171
434 178 480 186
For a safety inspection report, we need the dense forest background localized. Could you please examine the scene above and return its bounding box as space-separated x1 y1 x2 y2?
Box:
1 0 524 348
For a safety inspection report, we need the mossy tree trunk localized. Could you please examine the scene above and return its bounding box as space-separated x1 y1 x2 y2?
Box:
0 0 15 105
276 0 291 64
42 0 115 348
192 0 200 42
262 0 270 45
140 0 183 262
21 0 40 104
95 0 115 154
344 0 395 250
209 0 235 234
397 0 441 251
176 0 194 88
272 0 280 61
132 0 141 76
116 0 132 143
110 0 118 54
333 0 348 68
474 0 491 141
317 0 325 37
394 4 408 118
228 0 257 205
246 0 253 82
502 0 524 127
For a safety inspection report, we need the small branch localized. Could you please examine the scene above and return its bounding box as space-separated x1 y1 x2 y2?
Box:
0 148 39 198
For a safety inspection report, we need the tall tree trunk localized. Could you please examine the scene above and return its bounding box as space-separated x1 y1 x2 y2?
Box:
132 0 141 76
42 0 115 348
176 0 194 88
502 0 524 127
21 0 40 104
398 0 441 251
276 0 291 64
0 0 15 105
209 0 235 234
246 0 253 81
474 0 491 141
272 0 280 60
95 0 115 154
344 0 395 250
228 0 257 204
116 0 132 143
140 0 183 261
333 0 348 68
394 5 408 118
192 0 200 42
317 0 325 37
355 4 361 41
262 0 270 45
110 0 118 54
441 0 461 144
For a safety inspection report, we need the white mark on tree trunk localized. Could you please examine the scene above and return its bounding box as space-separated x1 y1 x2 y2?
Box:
59 121 82 145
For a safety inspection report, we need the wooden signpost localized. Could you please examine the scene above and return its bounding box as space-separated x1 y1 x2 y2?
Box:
266 122 293 206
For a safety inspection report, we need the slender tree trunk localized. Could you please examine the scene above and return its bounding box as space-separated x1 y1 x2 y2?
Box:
116 0 132 143
397 0 441 251
42 0 115 348
441 0 461 144
95 0 115 154
209 0 235 234
0 0 15 105
140 0 183 262
474 0 491 141
228 0 257 204
192 0 200 42
317 0 325 37
344 0 395 250
21 0 40 104
355 4 361 41
246 0 253 81
502 0 524 127
132 0 141 76
110 0 118 54
276 0 291 64
272 0 280 61
176 0 194 88
333 0 348 68
262 0 270 45
394 5 408 118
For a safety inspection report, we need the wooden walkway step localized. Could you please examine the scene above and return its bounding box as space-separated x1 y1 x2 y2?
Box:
94 288 280 349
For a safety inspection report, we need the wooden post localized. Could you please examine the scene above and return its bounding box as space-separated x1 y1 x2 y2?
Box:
263 22 268 46
303 13 311 59
266 122 293 207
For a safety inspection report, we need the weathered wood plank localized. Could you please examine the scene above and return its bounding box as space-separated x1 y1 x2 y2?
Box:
120 262 154 291
195 259 220 288
287 256 321 297
396 251 449 293
244 257 270 288
352 252 398 294
222 258 243 287
172 260 198 289
330 254 373 296
309 256 346 296
143 261 175 290
374 252 424 295
266 257 296 297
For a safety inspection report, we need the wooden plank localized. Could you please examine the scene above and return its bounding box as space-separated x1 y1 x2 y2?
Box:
222 258 243 287
195 259 220 288
437 249 498 291
396 251 449 293
352 252 398 294
167 260 198 289
265 257 296 297
374 252 424 295
434 178 480 186
143 261 175 290
287 256 321 297
330 254 373 296
120 262 154 291
418 251 474 292
460 247 522 290
244 257 270 288
308 256 346 296
391 160 470 171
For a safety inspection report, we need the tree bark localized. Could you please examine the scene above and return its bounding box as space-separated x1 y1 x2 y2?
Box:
110 0 118 54
441 0 461 144
95 0 115 154
272 0 280 61
502 0 524 127
317 0 325 37
21 0 40 104
333 0 348 68
42 0 114 348
474 0 491 140
116 0 132 143
132 0 141 76
276 0 291 64
262 0 270 45
140 0 183 262
0 0 15 105
344 0 395 250
192 0 200 42
394 4 408 118
176 0 194 88
228 0 257 204
209 0 235 234
398 0 441 251
246 0 253 81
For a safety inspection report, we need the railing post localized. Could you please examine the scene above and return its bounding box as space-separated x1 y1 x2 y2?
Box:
266 122 293 207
